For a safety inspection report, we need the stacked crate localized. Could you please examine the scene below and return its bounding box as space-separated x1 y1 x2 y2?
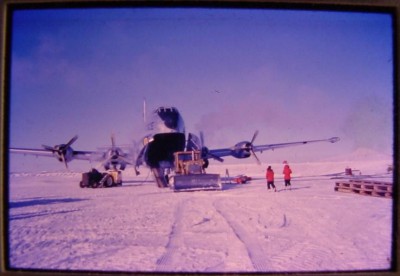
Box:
334 179 392 198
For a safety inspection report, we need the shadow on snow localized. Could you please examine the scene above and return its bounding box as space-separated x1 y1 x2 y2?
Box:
9 197 88 209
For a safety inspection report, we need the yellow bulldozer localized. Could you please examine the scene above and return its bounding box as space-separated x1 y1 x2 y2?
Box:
170 150 222 192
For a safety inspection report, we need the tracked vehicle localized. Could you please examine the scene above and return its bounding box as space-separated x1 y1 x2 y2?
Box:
170 150 222 192
79 168 122 188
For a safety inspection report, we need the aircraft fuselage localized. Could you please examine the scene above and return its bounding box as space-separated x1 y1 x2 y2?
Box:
139 106 186 170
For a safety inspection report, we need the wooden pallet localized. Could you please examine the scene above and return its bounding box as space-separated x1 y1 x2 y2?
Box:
334 180 393 198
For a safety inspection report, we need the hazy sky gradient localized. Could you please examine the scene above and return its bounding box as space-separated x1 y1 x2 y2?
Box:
9 7 394 172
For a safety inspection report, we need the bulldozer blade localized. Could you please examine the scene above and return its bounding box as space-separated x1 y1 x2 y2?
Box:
171 174 222 192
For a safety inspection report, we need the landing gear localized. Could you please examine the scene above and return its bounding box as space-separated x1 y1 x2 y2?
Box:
151 168 169 188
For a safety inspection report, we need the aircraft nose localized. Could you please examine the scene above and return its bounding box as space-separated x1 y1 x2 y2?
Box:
158 108 179 130
164 117 177 129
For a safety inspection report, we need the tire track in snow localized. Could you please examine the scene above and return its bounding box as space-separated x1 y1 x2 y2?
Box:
214 200 273 271
270 241 335 271
155 198 187 271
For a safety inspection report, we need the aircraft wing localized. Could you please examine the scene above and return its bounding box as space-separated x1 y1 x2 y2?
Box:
9 148 95 160
10 148 55 157
252 137 340 153
9 134 139 170
72 150 97 160
207 137 340 160
206 147 234 158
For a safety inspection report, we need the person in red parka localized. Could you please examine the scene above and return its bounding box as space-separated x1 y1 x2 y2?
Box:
266 166 276 192
282 160 292 189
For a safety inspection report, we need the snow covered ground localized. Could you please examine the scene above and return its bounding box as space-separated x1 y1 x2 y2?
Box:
7 157 394 273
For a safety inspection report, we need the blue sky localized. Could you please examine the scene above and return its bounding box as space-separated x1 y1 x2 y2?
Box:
8 7 394 172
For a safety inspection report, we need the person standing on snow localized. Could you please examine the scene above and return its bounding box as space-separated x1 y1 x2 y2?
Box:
266 166 276 192
282 161 292 189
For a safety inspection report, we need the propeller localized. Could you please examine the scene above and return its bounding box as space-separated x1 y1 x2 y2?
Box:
42 135 78 169
111 134 116 148
100 135 132 170
245 130 261 165
187 132 224 162
109 134 120 159
199 132 224 162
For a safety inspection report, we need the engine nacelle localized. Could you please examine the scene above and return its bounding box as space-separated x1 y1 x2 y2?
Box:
42 135 79 169
231 142 252 159
54 145 74 163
